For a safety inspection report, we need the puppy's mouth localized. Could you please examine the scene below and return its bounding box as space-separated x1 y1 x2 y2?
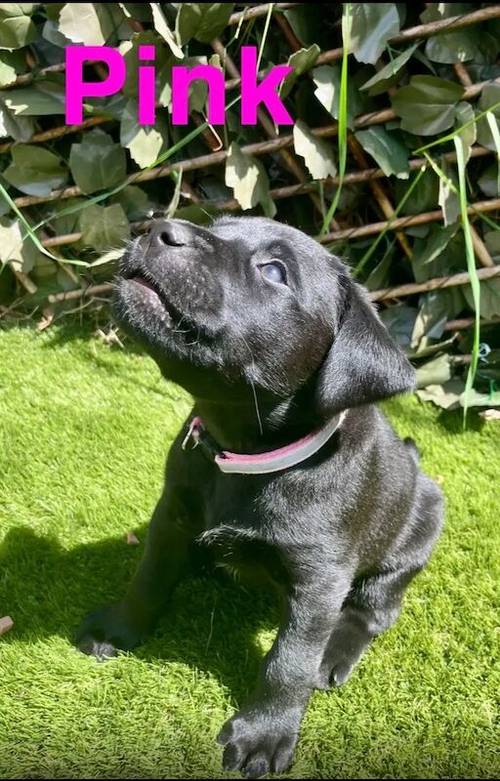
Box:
121 271 176 327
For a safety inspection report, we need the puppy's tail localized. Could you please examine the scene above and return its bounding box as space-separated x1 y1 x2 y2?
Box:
404 437 420 463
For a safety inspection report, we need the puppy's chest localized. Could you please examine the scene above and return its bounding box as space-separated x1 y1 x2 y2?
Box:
197 481 292 589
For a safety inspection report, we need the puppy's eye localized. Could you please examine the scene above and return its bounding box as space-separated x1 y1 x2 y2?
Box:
258 261 287 286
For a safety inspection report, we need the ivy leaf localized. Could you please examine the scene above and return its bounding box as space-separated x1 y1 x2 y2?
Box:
422 4 481 64
415 354 452 388
110 185 150 220
293 120 336 180
225 142 276 217
122 32 171 101
485 231 500 261
69 129 127 194
4 81 66 115
3 145 68 196
355 126 409 179
478 163 499 197
0 217 23 267
360 44 418 95
391 75 465 135
150 3 183 58
175 3 235 46
120 98 168 168
416 380 464 410
437 159 459 227
464 277 500 319
79 203 130 252
476 82 500 153
348 3 400 65
0 53 17 86
312 64 365 129
454 101 476 164
58 3 124 46
0 96 34 140
0 3 36 50
379 304 418 349
281 44 320 99
411 224 461 282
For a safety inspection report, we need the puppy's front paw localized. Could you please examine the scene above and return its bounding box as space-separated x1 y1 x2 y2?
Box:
75 602 147 659
217 704 301 778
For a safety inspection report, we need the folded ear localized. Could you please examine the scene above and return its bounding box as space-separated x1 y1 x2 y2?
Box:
315 277 415 415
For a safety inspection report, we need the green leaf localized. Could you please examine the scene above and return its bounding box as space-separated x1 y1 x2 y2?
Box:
79 203 130 252
484 232 500 261
411 291 450 349
395 168 438 216
0 52 17 86
312 64 366 130
411 224 460 283
120 98 167 168
422 3 482 64
175 3 234 45
293 120 336 180
464 277 500 320
379 304 418 349
364 248 393 291
3 145 68 196
454 101 476 164
122 32 171 101
225 142 276 217
58 2 124 46
391 76 465 135
355 126 409 179
0 96 34 140
0 217 23 267
4 81 66 115
360 44 418 95
150 3 183 57
348 3 400 65
478 163 498 198
281 44 320 99
476 82 500 152
415 354 452 388
69 129 127 194
110 185 150 221
437 159 459 227
0 3 36 50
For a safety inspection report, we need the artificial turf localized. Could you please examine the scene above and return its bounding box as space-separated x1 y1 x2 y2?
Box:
0 323 498 779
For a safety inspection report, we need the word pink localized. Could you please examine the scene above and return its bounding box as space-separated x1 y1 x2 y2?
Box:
65 45 293 126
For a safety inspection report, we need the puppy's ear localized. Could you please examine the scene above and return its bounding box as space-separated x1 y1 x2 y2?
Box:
315 276 415 415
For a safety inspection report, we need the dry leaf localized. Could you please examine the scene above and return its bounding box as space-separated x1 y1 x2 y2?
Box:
37 306 54 332
126 532 140 545
479 409 500 421
0 616 13 636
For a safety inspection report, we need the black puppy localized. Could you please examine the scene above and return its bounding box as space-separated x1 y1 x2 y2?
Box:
77 217 444 778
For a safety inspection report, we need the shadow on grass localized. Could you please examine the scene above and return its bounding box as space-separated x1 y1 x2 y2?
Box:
0 525 278 708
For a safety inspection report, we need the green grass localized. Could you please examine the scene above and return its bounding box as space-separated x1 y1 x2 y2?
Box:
0 324 498 779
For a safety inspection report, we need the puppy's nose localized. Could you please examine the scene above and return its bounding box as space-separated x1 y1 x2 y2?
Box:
149 219 192 249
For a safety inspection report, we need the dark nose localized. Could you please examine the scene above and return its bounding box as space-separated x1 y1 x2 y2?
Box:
149 219 193 249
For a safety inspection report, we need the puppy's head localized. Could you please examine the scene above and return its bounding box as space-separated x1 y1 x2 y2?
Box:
114 216 414 412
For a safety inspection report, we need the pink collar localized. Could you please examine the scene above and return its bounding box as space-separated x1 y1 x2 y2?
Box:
181 412 346 475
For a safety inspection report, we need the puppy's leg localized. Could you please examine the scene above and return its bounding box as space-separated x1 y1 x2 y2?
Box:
76 490 192 658
320 479 443 687
218 574 351 778
319 565 421 687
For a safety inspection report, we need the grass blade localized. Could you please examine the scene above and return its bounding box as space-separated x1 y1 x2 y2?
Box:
453 135 481 425
321 2 350 234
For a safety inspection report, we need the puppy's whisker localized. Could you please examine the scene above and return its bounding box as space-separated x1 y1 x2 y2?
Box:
239 335 264 437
